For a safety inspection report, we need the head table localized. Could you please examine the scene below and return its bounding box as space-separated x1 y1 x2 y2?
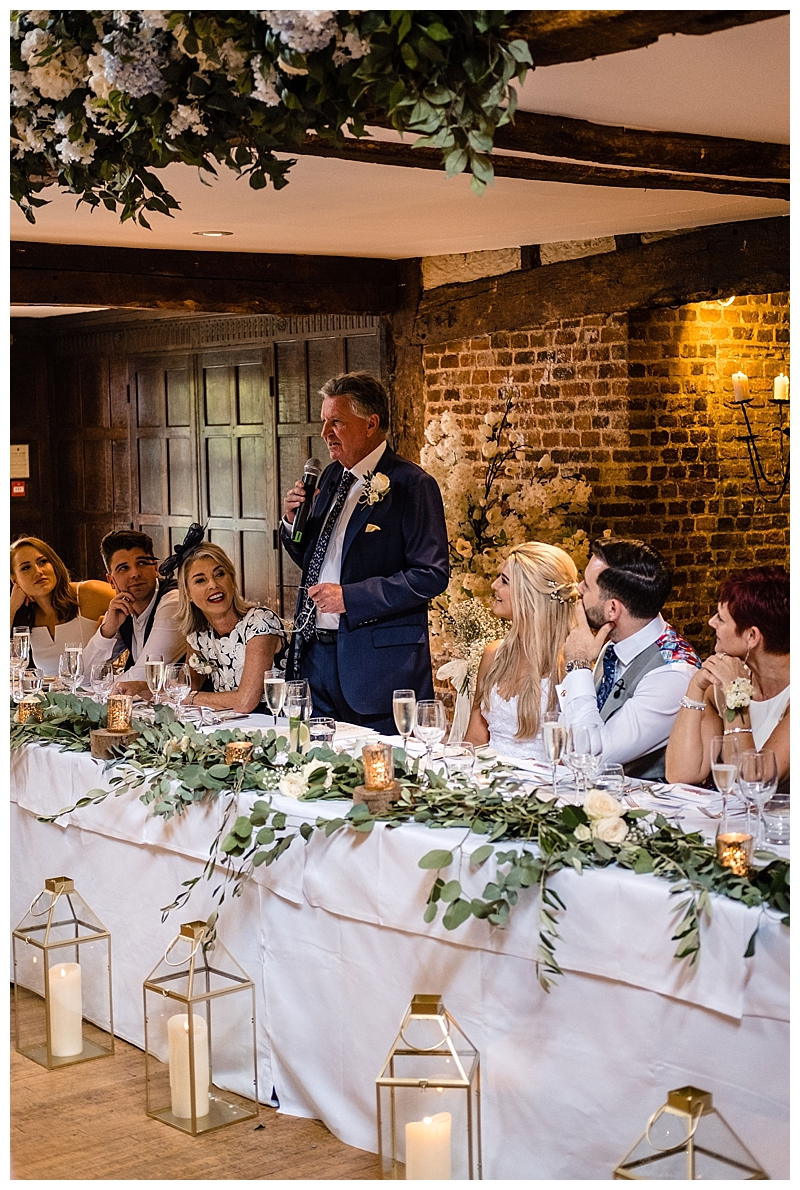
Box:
10 712 788 1179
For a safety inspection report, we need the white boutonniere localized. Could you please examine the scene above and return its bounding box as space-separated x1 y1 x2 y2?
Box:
360 470 390 506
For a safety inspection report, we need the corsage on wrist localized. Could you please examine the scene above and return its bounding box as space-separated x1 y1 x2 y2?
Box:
723 677 754 724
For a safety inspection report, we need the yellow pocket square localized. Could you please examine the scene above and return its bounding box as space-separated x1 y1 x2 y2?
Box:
365 523 381 533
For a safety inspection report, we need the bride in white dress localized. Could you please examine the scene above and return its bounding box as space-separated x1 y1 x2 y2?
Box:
464 542 580 761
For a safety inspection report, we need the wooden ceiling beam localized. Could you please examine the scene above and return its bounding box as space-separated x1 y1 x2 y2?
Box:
504 10 786 67
10 241 398 315
286 137 788 200
412 216 789 345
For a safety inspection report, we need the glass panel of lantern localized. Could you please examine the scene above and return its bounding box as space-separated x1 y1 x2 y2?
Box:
376 993 482 1180
613 1086 767 1180
12 876 114 1069
142 920 259 1136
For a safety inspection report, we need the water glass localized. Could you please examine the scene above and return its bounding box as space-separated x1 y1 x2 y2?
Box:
286 693 312 752
594 763 625 795
163 664 191 714
443 742 475 783
308 716 336 748
414 699 447 775
763 794 790 846
13 667 43 704
566 724 603 798
90 661 116 703
392 688 416 753
263 669 286 726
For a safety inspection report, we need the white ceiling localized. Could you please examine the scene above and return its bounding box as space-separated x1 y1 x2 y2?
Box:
8 15 789 291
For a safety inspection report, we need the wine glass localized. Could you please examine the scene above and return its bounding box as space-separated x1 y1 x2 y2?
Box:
709 734 742 834
738 750 778 849
90 661 116 703
163 663 191 716
145 656 166 704
414 699 447 776
263 669 286 727
58 646 84 694
542 711 567 799
392 688 416 754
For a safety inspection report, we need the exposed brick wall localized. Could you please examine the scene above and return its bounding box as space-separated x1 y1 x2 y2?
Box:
423 293 789 658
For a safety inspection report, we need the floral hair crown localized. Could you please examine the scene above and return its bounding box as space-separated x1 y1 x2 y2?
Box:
547 579 580 604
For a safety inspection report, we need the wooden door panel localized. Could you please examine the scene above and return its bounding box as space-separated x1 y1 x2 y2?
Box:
238 435 266 520
80 358 111 429
238 364 265 425
275 341 306 423
83 439 112 514
206 436 235 517
167 437 194 516
241 532 270 605
209 527 236 562
136 367 166 428
138 438 166 514
345 333 381 375
204 366 234 426
307 336 344 421
166 368 192 426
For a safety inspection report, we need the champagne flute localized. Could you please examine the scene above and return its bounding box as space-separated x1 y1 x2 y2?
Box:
145 656 165 704
263 669 286 727
414 699 447 777
392 688 416 754
542 711 567 799
709 734 741 834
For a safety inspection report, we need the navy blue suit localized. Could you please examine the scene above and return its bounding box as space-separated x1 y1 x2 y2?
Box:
280 446 449 723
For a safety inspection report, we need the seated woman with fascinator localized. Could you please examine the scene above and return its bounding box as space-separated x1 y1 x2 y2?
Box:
666 565 789 787
464 542 580 760
168 530 286 715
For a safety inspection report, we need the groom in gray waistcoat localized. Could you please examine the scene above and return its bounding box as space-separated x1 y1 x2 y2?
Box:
557 538 700 779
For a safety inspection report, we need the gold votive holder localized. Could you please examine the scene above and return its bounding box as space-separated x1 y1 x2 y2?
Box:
106 694 133 733
361 741 395 791
16 697 44 724
716 832 754 877
225 741 254 765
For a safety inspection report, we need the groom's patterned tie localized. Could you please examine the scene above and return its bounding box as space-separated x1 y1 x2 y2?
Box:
596 643 618 710
296 468 357 646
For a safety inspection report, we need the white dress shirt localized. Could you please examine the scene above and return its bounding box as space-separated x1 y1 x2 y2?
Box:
82 583 185 680
283 440 388 630
556 614 696 767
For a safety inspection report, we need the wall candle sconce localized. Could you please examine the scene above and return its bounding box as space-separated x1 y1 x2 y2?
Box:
728 368 789 502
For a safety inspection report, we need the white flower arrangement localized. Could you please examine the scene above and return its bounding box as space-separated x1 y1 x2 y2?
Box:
583 790 629 844
360 470 391 506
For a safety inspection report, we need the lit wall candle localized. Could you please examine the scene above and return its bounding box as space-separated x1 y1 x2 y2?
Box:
405 1111 452 1179
168 1013 210 1119
48 962 83 1057
773 372 789 402
731 371 751 403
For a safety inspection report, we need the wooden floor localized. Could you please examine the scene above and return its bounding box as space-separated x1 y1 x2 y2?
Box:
10 991 380 1180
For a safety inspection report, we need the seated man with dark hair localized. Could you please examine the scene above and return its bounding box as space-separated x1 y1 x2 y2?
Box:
557 537 700 779
82 529 186 696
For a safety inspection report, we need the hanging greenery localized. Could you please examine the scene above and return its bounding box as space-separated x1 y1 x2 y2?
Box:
10 9 533 225
14 693 789 990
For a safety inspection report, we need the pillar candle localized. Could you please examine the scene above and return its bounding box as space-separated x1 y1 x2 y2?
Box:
405 1111 452 1180
48 962 83 1057
731 371 750 403
773 373 789 402
168 1013 210 1119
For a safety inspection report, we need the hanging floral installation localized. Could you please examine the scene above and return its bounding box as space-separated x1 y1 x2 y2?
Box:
10 9 533 224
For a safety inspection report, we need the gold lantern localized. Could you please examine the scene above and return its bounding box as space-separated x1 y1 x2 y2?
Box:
12 876 114 1069
376 993 481 1180
613 1085 768 1179
143 920 259 1135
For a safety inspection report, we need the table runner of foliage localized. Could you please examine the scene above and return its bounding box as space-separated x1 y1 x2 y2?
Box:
12 693 789 990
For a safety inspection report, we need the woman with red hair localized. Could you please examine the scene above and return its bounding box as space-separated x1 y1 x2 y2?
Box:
666 566 789 785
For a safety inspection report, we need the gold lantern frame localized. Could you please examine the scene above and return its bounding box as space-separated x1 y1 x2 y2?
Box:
12 875 114 1070
376 993 482 1180
142 920 259 1136
614 1085 768 1180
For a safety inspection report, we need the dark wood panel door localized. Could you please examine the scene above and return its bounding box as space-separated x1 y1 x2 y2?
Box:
198 348 279 608
129 354 198 567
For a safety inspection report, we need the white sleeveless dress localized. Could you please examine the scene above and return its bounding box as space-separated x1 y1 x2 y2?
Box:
484 682 553 762
749 685 790 750
29 615 101 677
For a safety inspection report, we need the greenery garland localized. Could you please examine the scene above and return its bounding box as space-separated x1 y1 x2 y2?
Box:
11 10 532 225
14 693 789 991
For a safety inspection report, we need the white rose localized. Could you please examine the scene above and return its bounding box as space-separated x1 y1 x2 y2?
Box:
370 472 390 494
592 816 629 845
583 790 625 820
302 760 333 790
481 441 499 459
279 771 307 799
573 823 591 842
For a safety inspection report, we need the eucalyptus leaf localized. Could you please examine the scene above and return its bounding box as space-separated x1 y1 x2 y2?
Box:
418 849 455 870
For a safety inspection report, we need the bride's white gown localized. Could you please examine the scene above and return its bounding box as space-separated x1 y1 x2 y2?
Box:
484 682 552 762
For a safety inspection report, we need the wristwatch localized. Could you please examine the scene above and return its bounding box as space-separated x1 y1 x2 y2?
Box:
565 659 593 674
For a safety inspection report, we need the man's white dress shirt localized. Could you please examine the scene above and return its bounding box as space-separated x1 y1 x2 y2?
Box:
556 614 695 767
82 582 184 680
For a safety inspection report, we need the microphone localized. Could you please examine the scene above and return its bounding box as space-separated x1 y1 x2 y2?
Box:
292 457 323 543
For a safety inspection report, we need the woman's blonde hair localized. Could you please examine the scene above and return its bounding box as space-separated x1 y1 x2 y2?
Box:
10 536 79 628
481 542 580 740
177 542 251 637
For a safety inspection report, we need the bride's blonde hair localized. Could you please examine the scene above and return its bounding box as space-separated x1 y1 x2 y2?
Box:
481 542 580 740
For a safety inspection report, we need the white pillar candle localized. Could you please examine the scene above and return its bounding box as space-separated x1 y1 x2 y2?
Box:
168 1013 210 1119
731 371 750 402
773 372 789 402
48 962 83 1058
405 1111 452 1180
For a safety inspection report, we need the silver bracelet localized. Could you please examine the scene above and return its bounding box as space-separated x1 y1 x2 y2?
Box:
724 726 753 735
679 696 706 711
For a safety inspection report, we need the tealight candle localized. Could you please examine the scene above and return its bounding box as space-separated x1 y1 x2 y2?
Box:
362 741 395 790
731 371 751 403
716 832 754 878
405 1111 452 1180
106 694 133 732
225 740 254 765
773 372 789 403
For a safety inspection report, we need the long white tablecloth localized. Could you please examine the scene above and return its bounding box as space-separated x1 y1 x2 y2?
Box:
10 734 789 1178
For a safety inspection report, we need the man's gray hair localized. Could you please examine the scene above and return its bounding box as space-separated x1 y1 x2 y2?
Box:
319 371 390 432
